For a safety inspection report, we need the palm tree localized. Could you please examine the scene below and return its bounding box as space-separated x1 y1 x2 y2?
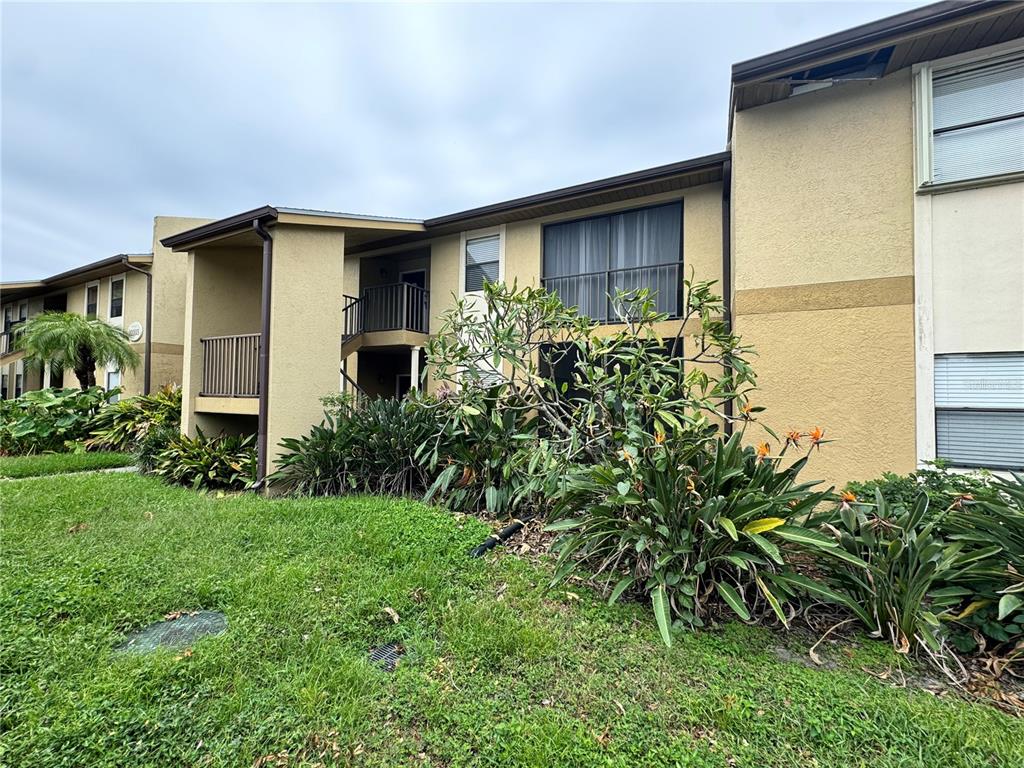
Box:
17 312 140 390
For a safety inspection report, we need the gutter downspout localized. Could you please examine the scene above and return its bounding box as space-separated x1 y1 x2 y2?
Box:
121 257 152 395
721 157 734 435
253 219 273 488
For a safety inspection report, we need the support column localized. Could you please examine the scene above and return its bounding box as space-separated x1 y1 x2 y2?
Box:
410 345 422 391
265 226 347 473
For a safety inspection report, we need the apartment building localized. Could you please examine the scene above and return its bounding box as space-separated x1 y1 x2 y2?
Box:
0 217 208 399
161 1 1023 488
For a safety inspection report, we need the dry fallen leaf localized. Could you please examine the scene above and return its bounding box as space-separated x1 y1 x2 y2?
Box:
382 606 400 624
67 522 88 534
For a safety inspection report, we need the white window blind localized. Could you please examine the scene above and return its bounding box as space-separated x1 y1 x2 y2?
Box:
934 353 1024 469
465 235 500 293
932 57 1024 183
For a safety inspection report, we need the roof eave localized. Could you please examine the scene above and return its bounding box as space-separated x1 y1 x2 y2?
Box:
425 150 730 228
731 0 1001 84
161 206 278 251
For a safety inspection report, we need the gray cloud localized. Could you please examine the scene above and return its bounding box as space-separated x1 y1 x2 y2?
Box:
2 1 927 280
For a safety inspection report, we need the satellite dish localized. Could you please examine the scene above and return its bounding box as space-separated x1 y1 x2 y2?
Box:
127 321 144 342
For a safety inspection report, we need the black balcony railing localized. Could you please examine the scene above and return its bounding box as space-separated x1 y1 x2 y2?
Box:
343 283 430 339
200 333 260 397
542 263 682 322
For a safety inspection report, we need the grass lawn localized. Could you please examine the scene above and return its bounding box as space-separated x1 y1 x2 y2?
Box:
0 451 134 478
2 473 1021 767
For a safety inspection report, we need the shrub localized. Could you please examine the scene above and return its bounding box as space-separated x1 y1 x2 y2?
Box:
0 387 111 455
807 490 1000 661
942 473 1024 655
152 429 256 491
86 385 182 452
546 431 836 645
846 461 993 512
419 390 562 518
272 397 438 496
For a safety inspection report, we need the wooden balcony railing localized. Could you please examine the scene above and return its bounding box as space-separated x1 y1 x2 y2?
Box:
200 333 260 397
343 283 429 339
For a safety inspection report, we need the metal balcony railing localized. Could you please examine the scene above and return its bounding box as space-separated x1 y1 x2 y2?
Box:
542 263 683 322
343 282 430 339
200 333 260 397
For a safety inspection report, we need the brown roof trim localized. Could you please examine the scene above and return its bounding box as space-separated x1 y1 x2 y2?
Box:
160 205 277 250
731 0 1005 83
40 253 152 284
424 151 730 228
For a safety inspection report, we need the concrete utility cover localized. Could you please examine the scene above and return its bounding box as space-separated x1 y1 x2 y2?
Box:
116 611 227 653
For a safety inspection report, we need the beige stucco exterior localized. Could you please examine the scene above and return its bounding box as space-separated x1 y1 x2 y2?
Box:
265 225 347 468
732 69 918 488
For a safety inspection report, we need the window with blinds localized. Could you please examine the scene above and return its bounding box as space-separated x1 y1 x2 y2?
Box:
464 235 500 293
934 352 1024 469
931 56 1024 184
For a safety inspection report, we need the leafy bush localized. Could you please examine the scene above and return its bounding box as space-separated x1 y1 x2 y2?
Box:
846 461 993 512
943 473 1024 655
152 429 256 491
86 385 182 452
546 432 836 644
272 397 438 496
808 490 1000 660
0 387 111 455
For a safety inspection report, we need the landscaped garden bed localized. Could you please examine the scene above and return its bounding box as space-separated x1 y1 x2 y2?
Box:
2 471 1022 767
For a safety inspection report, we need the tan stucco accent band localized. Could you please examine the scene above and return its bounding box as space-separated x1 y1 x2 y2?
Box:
195 396 259 415
129 342 184 355
735 276 914 316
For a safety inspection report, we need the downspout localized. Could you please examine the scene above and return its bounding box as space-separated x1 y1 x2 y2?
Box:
721 157 734 435
121 257 152 395
253 219 273 487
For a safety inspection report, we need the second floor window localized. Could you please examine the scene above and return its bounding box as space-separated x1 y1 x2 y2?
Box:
109 278 124 319
929 55 1024 184
465 235 500 292
542 201 682 322
86 285 98 318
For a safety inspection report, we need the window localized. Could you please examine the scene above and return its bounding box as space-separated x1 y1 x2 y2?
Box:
86 284 99 318
925 55 1024 185
464 235 500 292
109 278 124 319
542 201 682 321
14 373 22 399
18 303 27 321
1 373 7 400
106 370 121 403
934 352 1024 470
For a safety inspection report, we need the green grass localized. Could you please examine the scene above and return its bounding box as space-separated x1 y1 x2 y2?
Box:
2 473 1021 767
0 451 134 478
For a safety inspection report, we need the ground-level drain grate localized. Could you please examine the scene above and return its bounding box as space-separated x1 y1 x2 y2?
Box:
369 643 404 672
116 611 227 653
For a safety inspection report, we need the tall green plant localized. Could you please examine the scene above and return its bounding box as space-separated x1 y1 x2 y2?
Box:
0 387 111 455
87 385 182 452
808 490 1000 658
547 432 837 645
17 312 139 390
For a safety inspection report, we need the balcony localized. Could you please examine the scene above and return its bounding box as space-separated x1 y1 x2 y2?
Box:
197 333 260 415
342 282 429 356
344 282 430 338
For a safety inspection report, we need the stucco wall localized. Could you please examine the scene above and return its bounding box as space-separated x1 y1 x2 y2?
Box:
181 246 263 436
265 225 346 470
732 69 917 488
927 181 1024 354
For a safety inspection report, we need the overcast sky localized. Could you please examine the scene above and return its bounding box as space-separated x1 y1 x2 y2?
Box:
2 1 929 281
